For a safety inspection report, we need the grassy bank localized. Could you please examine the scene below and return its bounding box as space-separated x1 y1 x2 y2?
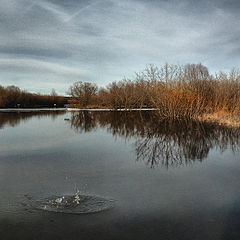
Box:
198 111 240 128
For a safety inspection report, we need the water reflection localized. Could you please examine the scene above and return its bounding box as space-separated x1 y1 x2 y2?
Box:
0 111 65 129
0 110 239 168
70 111 97 133
69 111 240 168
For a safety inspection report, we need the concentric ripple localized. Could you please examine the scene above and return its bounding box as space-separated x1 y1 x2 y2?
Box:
35 193 115 214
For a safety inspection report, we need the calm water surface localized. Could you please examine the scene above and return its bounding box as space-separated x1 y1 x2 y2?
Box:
0 110 240 240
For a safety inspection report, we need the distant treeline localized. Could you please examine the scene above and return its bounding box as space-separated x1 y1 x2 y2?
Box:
68 63 240 120
0 85 68 108
2 63 240 119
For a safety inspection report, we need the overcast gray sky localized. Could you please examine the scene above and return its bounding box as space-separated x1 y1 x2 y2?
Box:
0 0 239 94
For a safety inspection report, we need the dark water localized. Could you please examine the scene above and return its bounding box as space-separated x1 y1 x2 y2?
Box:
0 110 240 240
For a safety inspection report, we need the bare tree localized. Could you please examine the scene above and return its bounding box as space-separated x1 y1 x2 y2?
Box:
68 81 98 107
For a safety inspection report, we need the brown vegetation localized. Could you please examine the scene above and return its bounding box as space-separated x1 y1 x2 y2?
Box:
68 81 98 107
68 63 240 126
1 63 239 126
0 85 68 108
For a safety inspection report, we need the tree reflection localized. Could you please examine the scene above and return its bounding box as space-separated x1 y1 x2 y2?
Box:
69 111 240 168
0 111 65 129
70 111 97 133
135 120 212 168
1 110 238 168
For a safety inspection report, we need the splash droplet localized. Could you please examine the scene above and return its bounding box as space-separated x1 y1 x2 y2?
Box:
35 194 115 214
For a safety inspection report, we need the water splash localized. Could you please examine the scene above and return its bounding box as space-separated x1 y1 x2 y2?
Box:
35 192 115 214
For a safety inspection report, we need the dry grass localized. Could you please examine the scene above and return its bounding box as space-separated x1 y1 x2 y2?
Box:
198 111 240 128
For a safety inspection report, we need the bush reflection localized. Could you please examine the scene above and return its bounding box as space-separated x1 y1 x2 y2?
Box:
0 111 65 129
69 111 240 168
1 110 239 168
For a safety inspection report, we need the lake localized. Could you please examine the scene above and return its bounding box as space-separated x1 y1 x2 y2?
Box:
0 110 240 240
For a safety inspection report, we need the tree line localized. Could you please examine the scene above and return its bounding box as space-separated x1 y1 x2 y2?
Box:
68 63 240 119
1 63 240 118
0 86 68 108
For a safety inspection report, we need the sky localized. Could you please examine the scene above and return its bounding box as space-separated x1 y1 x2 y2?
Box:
0 0 240 95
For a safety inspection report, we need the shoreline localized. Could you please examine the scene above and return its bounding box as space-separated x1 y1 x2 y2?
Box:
0 108 67 112
66 108 157 111
198 112 240 128
0 108 239 128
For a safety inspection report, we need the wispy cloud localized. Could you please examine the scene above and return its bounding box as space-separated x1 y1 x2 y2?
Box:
35 0 70 22
0 0 240 94
64 0 100 23
0 58 87 76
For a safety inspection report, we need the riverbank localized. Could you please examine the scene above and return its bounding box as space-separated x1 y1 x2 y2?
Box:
67 108 156 111
0 108 66 112
198 111 240 128
68 108 240 128
1 107 239 128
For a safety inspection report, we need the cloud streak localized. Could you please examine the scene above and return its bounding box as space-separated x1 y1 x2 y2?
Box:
0 58 87 76
0 0 240 94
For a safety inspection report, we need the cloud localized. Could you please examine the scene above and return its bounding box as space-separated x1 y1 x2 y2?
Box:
0 0 240 93
0 58 86 76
